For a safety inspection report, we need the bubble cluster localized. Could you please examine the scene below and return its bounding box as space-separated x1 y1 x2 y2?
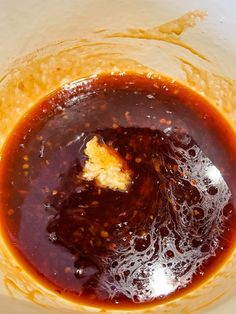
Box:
97 128 231 303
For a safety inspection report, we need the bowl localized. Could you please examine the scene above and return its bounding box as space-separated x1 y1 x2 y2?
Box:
0 1 236 313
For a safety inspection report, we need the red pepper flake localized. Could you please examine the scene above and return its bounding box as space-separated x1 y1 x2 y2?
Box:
139 229 148 238
112 123 119 129
160 118 172 126
153 158 161 173
23 155 29 161
107 243 117 251
135 157 142 164
118 211 127 217
172 204 178 211
125 111 132 124
64 267 72 274
22 163 29 170
173 165 178 172
18 190 28 196
100 230 109 238
7 208 14 216
84 122 91 128
89 226 96 235
125 153 132 161
100 103 108 111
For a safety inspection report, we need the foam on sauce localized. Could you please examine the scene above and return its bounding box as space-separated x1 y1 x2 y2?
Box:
0 74 236 309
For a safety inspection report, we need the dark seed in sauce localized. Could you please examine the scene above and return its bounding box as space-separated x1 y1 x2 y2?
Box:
0 74 236 309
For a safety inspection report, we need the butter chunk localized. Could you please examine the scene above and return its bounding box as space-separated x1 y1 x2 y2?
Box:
83 136 131 192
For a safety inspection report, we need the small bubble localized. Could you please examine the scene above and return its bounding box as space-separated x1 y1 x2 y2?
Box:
111 285 116 291
74 259 99 278
188 149 196 157
112 261 118 268
57 105 64 112
201 244 210 253
166 250 174 258
207 186 218 195
208 208 214 214
146 94 155 99
115 275 121 281
160 227 169 237
48 232 57 243
123 270 130 277
203 177 211 186
75 267 84 278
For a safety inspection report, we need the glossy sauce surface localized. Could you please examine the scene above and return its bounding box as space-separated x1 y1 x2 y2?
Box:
1 75 236 309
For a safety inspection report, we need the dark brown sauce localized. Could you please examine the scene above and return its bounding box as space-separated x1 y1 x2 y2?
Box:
1 74 236 309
